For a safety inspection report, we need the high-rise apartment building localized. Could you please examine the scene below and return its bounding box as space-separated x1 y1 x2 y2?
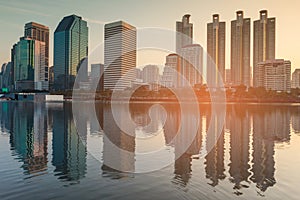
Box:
207 14 226 87
180 44 203 87
176 14 193 54
142 65 160 84
292 69 300 89
142 65 160 91
161 54 181 88
253 10 276 87
104 21 136 90
231 11 251 87
53 15 88 91
256 59 291 92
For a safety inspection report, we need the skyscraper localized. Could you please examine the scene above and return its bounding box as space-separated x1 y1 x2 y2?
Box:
176 14 193 53
253 10 276 87
12 37 47 91
24 22 49 80
104 21 136 90
231 11 251 87
180 44 203 87
53 15 88 91
207 14 226 87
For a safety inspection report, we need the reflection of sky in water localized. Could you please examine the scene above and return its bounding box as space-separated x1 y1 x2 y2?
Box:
0 102 300 199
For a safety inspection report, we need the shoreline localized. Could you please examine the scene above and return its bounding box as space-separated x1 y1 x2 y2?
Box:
2 98 300 105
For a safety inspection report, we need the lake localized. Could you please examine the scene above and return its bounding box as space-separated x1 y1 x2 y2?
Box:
0 102 299 200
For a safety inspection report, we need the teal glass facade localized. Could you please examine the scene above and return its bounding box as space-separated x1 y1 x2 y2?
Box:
53 15 88 91
13 38 35 84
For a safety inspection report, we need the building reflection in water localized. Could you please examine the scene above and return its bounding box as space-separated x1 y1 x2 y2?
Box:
205 104 225 187
0 102 15 134
291 107 300 135
227 105 251 195
251 106 290 193
51 103 87 183
162 103 202 187
9 102 48 176
163 104 181 146
0 101 297 194
100 103 135 179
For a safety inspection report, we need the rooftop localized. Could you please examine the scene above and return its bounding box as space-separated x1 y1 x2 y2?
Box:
55 14 83 33
105 21 136 29
25 22 49 30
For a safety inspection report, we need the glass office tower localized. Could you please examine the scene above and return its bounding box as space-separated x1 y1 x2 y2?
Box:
53 15 88 91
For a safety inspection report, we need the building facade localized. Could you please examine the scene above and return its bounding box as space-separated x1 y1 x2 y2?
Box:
230 11 251 87
292 69 300 89
1 62 13 92
207 14 226 87
176 14 193 54
135 68 142 80
256 59 291 92
24 22 49 82
12 37 48 91
142 65 160 84
53 15 88 91
161 54 181 88
180 44 203 87
142 65 160 90
104 21 136 90
0 65 3 90
91 63 104 91
253 10 276 87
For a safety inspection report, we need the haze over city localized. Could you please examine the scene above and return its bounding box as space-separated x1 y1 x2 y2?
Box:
1 1 300 200
0 0 300 71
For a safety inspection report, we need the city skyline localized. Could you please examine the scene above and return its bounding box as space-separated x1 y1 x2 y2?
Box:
0 0 299 72
1 1 300 199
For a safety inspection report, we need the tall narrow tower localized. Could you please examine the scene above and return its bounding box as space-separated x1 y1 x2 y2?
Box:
253 10 276 87
230 11 251 87
176 14 193 53
207 14 226 87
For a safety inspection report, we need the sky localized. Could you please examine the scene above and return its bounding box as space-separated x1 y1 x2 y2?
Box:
0 0 299 72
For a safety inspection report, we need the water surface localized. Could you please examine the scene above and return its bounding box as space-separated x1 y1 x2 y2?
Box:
0 102 299 200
